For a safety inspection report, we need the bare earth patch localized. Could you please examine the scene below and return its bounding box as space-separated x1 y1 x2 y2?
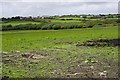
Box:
2 52 48 64
21 52 48 62
21 53 47 59
76 39 120 47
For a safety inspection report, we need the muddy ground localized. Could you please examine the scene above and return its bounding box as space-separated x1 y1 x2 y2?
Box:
76 39 120 47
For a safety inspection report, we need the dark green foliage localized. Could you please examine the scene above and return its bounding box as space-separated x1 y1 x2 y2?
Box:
2 24 13 31
2 22 89 31
2 18 118 31
86 21 95 28
14 24 37 30
52 24 61 30
61 19 65 20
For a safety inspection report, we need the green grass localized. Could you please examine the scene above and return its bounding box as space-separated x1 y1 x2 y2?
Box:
1 21 40 26
2 26 119 78
51 19 81 23
2 26 118 52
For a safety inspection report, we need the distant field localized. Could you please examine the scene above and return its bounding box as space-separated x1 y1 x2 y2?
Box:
51 19 82 23
2 26 119 78
1 21 40 26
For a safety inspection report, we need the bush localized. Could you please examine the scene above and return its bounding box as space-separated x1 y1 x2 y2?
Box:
2 24 13 31
52 24 61 30
14 24 41 30
61 19 65 20
40 23 55 30
85 21 95 28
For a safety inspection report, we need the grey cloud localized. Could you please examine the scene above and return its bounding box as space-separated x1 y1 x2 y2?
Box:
1 2 118 18
1 0 119 2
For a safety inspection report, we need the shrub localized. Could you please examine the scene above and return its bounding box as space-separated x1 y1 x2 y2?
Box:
61 19 65 20
14 24 40 30
2 24 13 31
52 24 61 30
41 23 54 30
85 21 95 28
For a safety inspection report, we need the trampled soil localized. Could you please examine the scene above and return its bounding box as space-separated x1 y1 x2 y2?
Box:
76 39 120 47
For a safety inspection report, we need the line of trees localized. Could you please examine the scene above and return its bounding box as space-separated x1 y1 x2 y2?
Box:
1 14 119 22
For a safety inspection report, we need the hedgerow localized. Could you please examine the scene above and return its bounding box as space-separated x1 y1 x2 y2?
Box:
2 19 117 31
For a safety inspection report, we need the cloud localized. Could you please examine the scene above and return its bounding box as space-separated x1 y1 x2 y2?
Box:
1 0 119 2
1 2 118 18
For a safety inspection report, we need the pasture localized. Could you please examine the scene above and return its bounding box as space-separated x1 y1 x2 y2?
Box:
1 26 119 78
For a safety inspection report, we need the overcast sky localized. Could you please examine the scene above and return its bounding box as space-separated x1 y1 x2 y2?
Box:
0 0 119 18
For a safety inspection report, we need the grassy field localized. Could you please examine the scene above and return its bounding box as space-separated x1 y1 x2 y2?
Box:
2 21 40 26
2 26 119 78
0 21 41 30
